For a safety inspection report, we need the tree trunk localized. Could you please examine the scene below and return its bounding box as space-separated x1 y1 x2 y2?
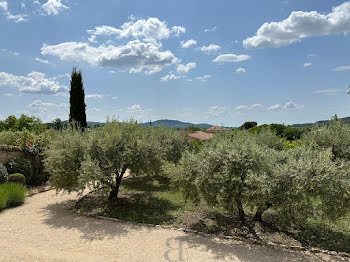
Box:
108 168 127 201
253 203 272 222
235 199 245 221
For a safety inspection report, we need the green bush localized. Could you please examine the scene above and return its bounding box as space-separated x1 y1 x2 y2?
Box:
0 164 8 184
0 183 27 210
8 173 26 185
4 158 31 184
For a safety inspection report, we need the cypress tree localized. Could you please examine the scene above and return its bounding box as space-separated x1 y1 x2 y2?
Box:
69 67 87 128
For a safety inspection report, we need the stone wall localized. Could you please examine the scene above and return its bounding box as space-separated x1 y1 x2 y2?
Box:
0 145 26 164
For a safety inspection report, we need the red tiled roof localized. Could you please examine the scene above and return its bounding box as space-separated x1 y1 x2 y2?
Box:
188 131 213 141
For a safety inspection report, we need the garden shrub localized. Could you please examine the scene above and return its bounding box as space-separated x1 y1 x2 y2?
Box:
8 173 26 185
4 158 31 184
0 183 27 210
0 164 8 184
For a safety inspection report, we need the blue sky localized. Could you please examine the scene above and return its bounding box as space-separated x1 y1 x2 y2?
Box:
0 0 350 126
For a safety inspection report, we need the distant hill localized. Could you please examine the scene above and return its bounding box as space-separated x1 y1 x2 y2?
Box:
141 119 214 129
291 117 350 127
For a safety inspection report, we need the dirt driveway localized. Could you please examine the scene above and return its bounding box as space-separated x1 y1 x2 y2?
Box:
0 190 345 262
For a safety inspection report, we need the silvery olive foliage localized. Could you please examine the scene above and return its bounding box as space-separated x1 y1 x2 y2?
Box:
168 129 350 222
44 120 188 200
44 125 87 192
272 146 350 222
301 119 350 161
167 131 279 220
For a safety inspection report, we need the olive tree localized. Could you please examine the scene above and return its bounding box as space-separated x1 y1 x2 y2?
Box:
271 146 350 222
301 119 350 161
45 120 188 201
167 131 278 221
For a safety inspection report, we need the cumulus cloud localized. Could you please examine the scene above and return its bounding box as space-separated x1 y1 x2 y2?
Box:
41 40 178 74
87 17 185 44
0 71 67 94
207 106 226 116
268 101 304 110
171 26 186 36
176 63 196 74
332 65 350 72
0 1 27 22
160 74 180 82
304 63 312 67
236 68 246 73
41 0 69 16
180 39 197 48
200 44 221 53
196 75 212 82
243 2 350 49
86 94 104 99
213 54 251 63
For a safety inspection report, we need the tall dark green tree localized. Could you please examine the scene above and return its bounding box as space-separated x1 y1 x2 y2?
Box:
69 67 87 128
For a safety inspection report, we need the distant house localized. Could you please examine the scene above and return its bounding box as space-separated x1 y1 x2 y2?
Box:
206 126 230 134
188 131 213 141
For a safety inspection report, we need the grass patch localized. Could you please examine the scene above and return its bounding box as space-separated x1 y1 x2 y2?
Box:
0 183 27 211
76 176 350 253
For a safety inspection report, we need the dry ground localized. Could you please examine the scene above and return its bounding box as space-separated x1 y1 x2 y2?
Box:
0 190 346 262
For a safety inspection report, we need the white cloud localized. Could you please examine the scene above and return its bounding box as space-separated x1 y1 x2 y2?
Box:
332 65 350 72
268 102 304 110
196 75 212 82
28 100 67 108
112 96 119 100
307 54 317 57
42 0 69 16
171 26 186 36
87 17 185 44
236 68 246 73
35 58 49 64
207 106 226 116
243 2 350 49
176 62 196 74
304 62 312 67
0 1 27 23
200 44 221 53
160 74 180 82
41 40 178 74
180 39 197 48
312 89 342 95
235 104 263 110
3 93 12 96
204 26 217 33
213 54 251 63
128 104 142 111
268 104 282 110
86 94 104 99
0 71 67 94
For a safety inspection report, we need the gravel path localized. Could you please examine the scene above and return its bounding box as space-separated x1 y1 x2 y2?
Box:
0 190 345 262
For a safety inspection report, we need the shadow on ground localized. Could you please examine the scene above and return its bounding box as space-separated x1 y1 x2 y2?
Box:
41 198 137 241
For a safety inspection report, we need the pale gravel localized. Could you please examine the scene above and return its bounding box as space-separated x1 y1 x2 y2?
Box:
0 190 346 262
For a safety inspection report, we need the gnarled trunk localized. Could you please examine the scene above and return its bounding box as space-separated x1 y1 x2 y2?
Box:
235 198 245 221
108 168 127 201
253 203 272 222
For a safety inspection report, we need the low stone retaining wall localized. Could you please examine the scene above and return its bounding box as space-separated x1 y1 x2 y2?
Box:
0 145 26 164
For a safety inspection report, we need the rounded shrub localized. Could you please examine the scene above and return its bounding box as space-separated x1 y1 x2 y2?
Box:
0 164 8 184
8 173 26 185
4 157 31 184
